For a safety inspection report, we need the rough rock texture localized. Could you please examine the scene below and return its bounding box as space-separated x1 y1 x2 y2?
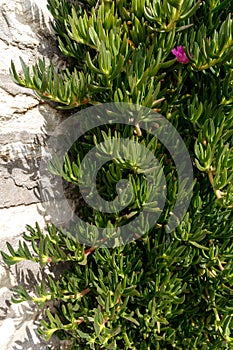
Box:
0 0 66 348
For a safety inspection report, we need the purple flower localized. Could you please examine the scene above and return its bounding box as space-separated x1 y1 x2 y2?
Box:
172 46 190 64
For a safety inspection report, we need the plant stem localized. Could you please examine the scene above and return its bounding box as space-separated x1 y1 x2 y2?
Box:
196 40 233 70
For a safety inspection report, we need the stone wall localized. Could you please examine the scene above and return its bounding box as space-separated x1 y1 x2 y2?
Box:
0 1 65 348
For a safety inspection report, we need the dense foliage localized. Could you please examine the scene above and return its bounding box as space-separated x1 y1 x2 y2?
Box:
2 0 233 349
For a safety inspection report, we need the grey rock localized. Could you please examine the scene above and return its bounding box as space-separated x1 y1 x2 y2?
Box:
0 0 64 349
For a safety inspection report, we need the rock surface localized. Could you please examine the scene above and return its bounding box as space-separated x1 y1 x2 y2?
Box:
0 0 65 348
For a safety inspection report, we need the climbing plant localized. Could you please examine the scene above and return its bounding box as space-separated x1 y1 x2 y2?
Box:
2 0 233 349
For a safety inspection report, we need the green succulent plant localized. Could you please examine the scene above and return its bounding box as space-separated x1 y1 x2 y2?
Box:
2 0 233 349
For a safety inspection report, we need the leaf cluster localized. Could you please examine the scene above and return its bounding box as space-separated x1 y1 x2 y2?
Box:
2 205 233 348
10 0 233 109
